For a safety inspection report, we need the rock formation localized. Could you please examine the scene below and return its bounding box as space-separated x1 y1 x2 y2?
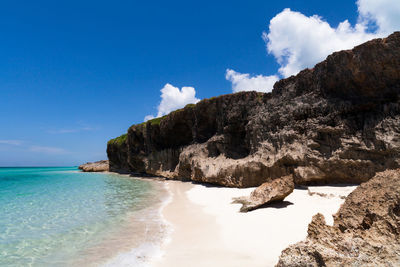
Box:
276 169 400 266
107 32 400 187
232 175 294 212
107 134 130 173
79 160 109 172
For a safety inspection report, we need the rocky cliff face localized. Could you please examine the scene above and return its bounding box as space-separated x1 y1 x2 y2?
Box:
107 134 130 173
276 169 400 266
107 32 400 187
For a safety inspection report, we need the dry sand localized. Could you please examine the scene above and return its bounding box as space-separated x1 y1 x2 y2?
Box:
152 180 357 267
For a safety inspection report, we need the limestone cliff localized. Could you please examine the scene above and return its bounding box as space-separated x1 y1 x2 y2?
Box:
276 169 400 266
107 32 400 187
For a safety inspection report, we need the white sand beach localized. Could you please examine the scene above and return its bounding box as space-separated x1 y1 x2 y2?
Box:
153 180 357 267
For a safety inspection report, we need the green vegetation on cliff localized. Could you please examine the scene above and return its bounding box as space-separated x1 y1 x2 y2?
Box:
108 133 127 146
135 104 198 129
137 115 166 128
184 103 196 108
147 116 164 125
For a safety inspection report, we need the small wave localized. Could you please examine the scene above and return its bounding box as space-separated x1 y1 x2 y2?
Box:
98 180 173 267
101 242 164 267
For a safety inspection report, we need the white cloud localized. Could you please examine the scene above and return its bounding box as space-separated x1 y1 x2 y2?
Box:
0 140 22 146
144 115 155 122
357 0 400 35
29 146 68 154
144 83 200 121
225 69 279 93
157 84 200 117
264 9 376 77
263 0 400 77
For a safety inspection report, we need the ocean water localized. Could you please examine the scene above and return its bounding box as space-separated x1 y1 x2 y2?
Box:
0 167 169 267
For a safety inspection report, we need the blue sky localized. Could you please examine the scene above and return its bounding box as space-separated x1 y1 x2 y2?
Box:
0 0 398 166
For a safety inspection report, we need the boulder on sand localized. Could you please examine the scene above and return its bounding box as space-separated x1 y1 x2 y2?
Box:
233 175 294 212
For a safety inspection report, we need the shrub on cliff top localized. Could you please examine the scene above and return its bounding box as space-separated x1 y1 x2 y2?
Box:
184 103 196 108
147 116 163 125
108 133 127 146
137 116 166 128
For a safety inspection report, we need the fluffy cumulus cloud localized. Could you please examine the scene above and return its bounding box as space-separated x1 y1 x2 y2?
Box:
144 83 200 121
227 0 400 92
264 9 375 77
225 69 279 93
263 0 400 77
357 0 400 35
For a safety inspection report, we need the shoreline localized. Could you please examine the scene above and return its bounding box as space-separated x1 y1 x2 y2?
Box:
152 179 357 266
84 173 172 267
88 171 357 266
152 180 248 267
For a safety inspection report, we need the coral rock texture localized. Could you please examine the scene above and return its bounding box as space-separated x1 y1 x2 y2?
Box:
276 169 400 267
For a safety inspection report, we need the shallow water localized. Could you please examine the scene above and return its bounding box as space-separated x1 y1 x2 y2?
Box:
0 167 168 267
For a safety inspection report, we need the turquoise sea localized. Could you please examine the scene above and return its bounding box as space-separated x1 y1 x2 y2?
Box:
0 167 169 267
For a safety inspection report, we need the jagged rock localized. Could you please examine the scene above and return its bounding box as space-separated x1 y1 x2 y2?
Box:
107 32 400 187
276 169 400 267
232 175 294 212
78 160 109 172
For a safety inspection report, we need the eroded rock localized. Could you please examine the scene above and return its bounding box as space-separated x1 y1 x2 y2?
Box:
276 169 400 267
107 32 400 187
233 175 294 212
79 160 109 172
